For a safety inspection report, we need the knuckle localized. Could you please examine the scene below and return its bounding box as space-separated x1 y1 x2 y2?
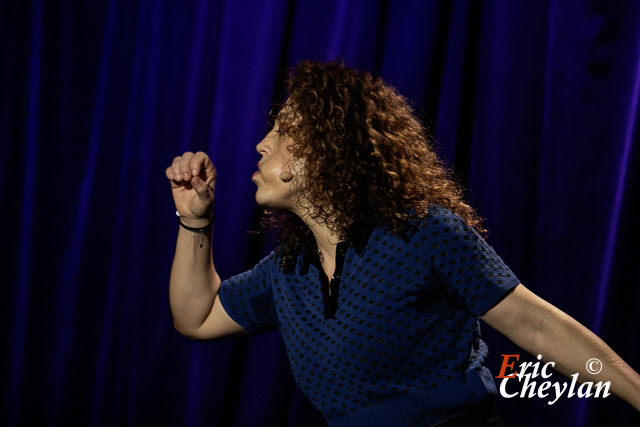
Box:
179 159 192 172
194 152 207 165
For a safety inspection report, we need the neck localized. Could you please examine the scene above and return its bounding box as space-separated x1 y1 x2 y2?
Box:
307 220 341 256
300 214 343 283
292 201 342 260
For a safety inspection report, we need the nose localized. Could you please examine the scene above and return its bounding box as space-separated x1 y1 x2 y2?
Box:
256 133 270 155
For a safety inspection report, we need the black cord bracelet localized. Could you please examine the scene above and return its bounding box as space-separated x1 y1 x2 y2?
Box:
176 214 214 232
176 210 214 247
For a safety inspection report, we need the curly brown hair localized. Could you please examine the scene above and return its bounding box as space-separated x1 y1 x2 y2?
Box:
264 60 485 269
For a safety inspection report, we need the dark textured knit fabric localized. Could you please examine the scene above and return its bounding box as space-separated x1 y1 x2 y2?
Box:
218 205 520 426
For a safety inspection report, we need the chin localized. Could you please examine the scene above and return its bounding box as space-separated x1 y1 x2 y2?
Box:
254 188 296 211
255 193 274 209
254 190 266 206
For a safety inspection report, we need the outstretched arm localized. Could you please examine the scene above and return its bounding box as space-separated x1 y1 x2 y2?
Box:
481 284 640 411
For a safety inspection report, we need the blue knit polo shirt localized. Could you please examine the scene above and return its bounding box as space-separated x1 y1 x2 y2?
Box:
218 205 520 426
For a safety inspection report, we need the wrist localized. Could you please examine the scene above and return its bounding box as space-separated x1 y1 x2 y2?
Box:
176 211 214 249
175 209 215 229
178 216 212 228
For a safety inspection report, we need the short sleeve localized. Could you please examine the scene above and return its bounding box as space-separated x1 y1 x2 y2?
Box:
419 206 520 316
218 251 280 334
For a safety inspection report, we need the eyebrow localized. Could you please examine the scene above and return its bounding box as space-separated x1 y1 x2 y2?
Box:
278 107 298 126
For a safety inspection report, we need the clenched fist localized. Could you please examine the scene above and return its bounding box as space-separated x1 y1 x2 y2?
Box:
166 151 216 226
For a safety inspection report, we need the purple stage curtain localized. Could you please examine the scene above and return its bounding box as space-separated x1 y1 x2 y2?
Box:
1 1 639 426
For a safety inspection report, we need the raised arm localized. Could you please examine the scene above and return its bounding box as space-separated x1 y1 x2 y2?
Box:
166 151 244 340
481 284 640 411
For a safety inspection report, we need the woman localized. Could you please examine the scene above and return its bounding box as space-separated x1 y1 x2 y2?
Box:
166 61 640 426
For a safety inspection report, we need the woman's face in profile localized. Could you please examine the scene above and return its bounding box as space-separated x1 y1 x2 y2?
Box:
253 116 306 212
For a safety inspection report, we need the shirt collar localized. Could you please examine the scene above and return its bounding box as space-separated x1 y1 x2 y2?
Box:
299 222 375 275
